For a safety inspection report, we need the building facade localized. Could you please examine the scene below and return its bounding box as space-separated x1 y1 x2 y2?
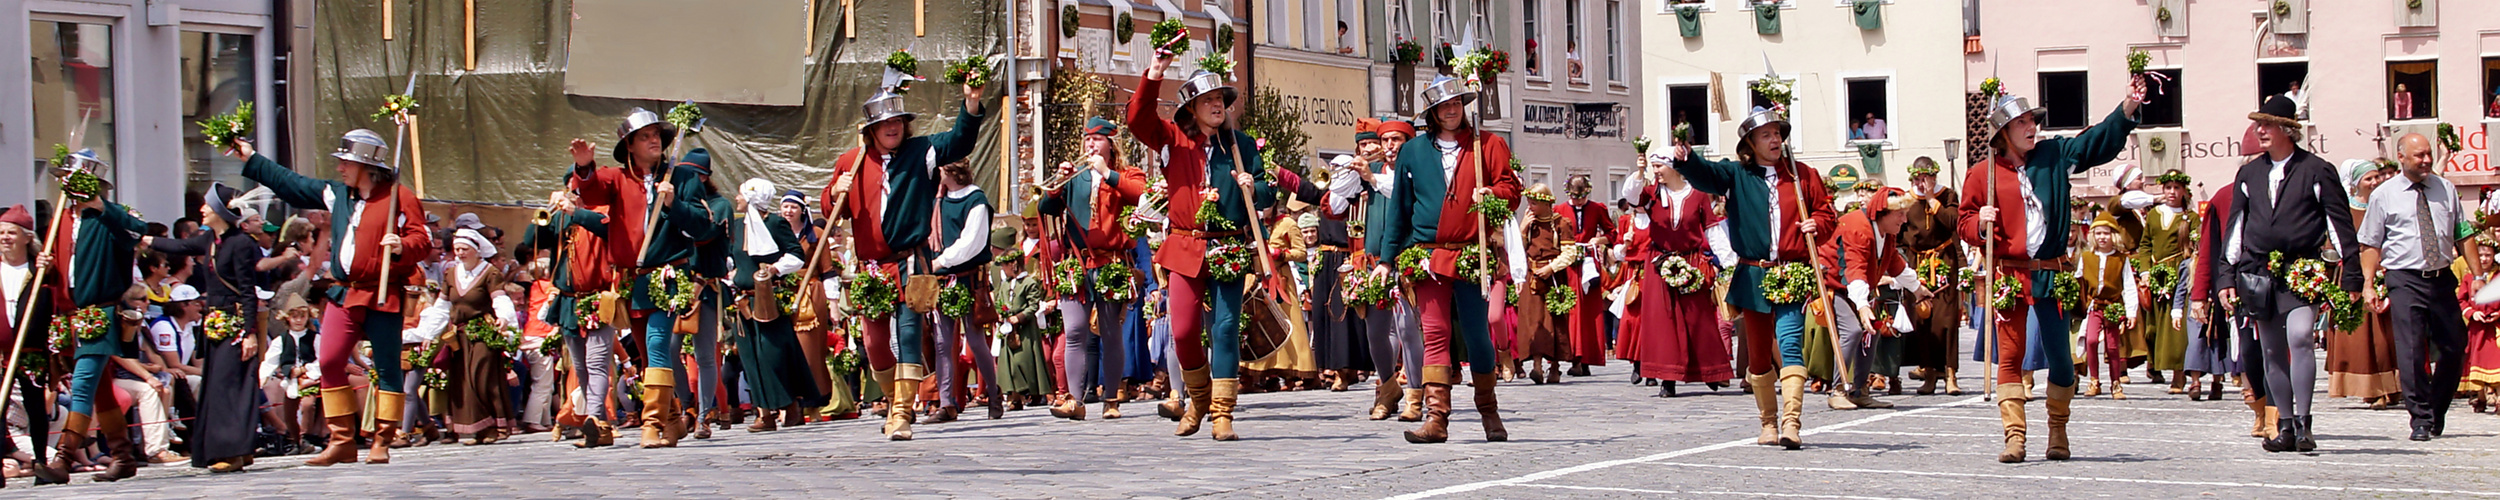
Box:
1969 0 2500 196
1252 0 1374 168
1638 0 1966 194
1510 0 1643 195
3 0 293 218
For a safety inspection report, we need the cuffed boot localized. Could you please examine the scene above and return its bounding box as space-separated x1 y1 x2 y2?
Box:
641 368 678 448
1472 372 1508 442
888 378 921 441
1777 366 1807 450
369 391 405 464
2248 396 2274 438
1404 383 1453 444
1398 388 1425 422
1209 378 1241 441
33 412 81 484
1943 367 1965 395
91 407 138 482
1748 370 1779 445
305 387 363 466
1175 366 1212 436
2045 384 2073 461
1995 383 2029 463
1369 383 1401 420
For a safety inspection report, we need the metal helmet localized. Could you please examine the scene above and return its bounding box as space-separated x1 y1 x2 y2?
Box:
1420 76 1477 112
1176 70 1238 108
1984 93 2048 141
860 90 916 132
53 148 115 190
330 129 393 170
1737 106 1791 139
613 107 677 165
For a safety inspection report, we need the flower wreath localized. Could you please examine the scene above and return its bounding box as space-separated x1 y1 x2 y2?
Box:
203 309 247 342
1660 256 1708 294
1203 238 1258 283
1759 262 1817 305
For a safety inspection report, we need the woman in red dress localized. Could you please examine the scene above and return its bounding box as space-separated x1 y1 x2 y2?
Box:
2457 241 2500 412
1624 154 1735 397
1613 207 1650 385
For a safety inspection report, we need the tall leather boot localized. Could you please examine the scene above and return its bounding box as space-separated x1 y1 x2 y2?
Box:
36 412 85 484
2045 384 2074 461
369 391 405 464
1995 383 2029 463
1403 383 1453 444
1777 366 1807 450
641 368 679 448
1368 383 1401 420
91 406 138 482
1208 378 1241 441
2247 395 2274 438
1398 388 1425 422
305 387 363 466
889 378 922 441
1471 372 1508 442
1175 366 1212 436
1747 370 1779 445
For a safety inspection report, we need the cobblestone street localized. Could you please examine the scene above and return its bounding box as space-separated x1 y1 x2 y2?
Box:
26 329 2500 499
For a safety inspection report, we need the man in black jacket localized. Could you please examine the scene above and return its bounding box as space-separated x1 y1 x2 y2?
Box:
2215 95 2362 453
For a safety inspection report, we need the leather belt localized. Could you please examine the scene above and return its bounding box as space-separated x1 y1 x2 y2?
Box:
1169 229 1246 239
1417 242 1474 250
2395 268 2452 280
1738 259 1800 268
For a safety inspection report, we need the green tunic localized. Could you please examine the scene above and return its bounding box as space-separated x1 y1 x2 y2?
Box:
518 209 609 333
995 272 1054 397
728 212 824 409
69 202 146 358
2135 205 2197 371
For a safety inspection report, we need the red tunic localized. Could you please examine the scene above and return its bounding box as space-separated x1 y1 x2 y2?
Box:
1636 185 1732 382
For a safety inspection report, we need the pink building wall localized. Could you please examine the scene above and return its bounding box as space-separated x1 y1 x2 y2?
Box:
1968 0 2498 198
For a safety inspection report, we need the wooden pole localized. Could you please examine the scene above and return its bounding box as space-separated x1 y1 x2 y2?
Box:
915 0 927 37
0 193 75 416
464 0 477 70
844 0 857 39
1788 151 1851 391
406 113 427 196
384 0 395 41
805 0 817 55
1982 146 1997 400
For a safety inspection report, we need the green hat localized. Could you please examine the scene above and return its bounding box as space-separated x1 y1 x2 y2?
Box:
990 227 1023 263
1084 117 1119 137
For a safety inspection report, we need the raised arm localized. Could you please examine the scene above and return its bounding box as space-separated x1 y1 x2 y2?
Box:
2056 105 2142 175
240 154 336 211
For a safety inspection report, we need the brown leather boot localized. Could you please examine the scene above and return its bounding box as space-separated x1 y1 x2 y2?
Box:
33 412 82 483
1996 383 2029 463
1050 395 1088 420
1175 366 1212 436
1777 366 1807 450
91 407 138 482
1403 383 1452 443
1747 370 1778 445
1471 372 1507 442
1398 388 1425 422
641 368 678 448
2249 395 2275 438
368 391 405 464
304 388 363 466
1368 383 1401 420
2045 384 2074 460
1102 387 1124 419
1209 378 1241 441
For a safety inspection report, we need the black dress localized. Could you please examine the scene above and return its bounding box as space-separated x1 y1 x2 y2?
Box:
153 228 272 466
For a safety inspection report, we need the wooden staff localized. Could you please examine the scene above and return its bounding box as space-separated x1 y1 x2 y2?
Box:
0 193 74 410
1981 142 1998 400
1787 150 1851 389
802 152 872 329
406 112 427 195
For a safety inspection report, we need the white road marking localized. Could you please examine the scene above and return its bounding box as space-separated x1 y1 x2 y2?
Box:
1377 396 1988 500
1640 462 2500 497
1817 429 2500 453
1514 483 1928 500
1912 414 2244 428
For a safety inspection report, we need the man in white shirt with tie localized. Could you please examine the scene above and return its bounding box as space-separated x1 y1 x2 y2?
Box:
2358 133 2473 442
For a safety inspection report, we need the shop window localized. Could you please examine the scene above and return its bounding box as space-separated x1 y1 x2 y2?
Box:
1665 84 1713 149
2139 68 2184 127
1845 77 1890 142
30 20 119 187
2388 60 2437 121
1523 0 1541 78
183 31 257 195
2037 71 2089 130
2258 61 2309 119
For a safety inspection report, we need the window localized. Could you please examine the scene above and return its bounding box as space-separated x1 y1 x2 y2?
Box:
2257 61 2309 119
1305 0 1326 51
2389 60 2437 121
1565 0 1584 83
1665 84 1714 149
1434 0 1453 49
1388 0 1412 41
1473 0 1493 48
2139 68 2183 127
1339 0 1361 56
1605 0 1622 83
2037 71 2090 130
30 20 119 186
1270 1 1291 45
1844 78 1890 142
183 31 257 196
1523 0 1542 78
2484 57 2499 119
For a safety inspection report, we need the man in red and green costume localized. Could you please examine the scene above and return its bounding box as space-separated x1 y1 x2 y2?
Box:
1371 76 1522 444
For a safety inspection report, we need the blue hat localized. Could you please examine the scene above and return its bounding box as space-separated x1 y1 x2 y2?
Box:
1084 117 1119 137
676 148 713 175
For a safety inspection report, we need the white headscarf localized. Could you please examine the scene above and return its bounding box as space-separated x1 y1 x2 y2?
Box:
740 178 780 256
451 228 494 259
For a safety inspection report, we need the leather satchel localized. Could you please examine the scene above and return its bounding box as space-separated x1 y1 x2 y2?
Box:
904 274 942 313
